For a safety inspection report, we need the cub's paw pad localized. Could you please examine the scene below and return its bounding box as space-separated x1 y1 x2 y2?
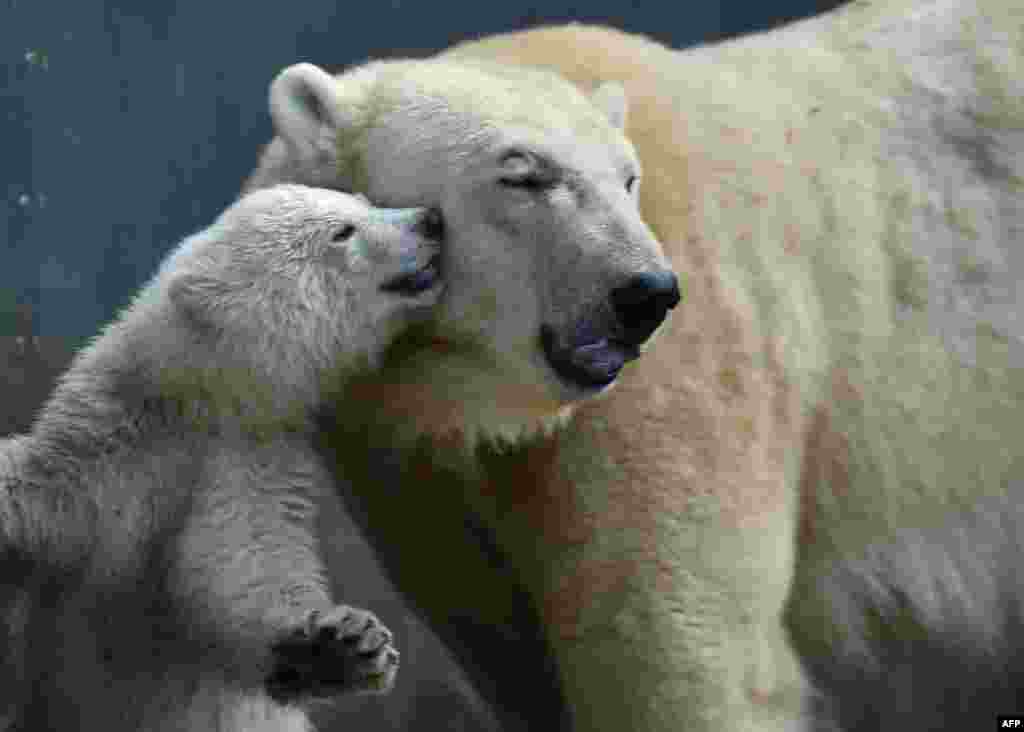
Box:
266 605 399 703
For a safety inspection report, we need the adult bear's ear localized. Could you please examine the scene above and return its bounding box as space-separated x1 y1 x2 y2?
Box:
269 63 356 158
590 81 628 131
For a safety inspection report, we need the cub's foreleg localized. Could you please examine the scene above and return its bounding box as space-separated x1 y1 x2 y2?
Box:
174 438 399 705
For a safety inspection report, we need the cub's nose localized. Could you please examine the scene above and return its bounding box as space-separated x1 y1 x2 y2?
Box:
413 207 445 241
610 270 682 346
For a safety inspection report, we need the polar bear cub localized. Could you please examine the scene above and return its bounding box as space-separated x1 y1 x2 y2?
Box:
1 184 444 732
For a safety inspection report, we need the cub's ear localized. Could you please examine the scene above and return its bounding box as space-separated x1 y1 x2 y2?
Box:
167 272 231 329
590 81 628 131
268 63 357 158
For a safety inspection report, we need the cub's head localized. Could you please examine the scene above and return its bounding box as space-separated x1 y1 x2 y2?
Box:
246 57 679 438
165 184 444 381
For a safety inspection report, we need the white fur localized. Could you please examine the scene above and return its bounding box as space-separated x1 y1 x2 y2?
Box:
0 184 442 731
238 5 1024 731
246 59 673 445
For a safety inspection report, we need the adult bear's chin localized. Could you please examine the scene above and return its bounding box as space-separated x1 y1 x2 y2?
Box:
539 324 639 392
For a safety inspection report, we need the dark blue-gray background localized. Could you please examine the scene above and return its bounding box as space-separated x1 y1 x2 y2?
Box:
1 1 846 729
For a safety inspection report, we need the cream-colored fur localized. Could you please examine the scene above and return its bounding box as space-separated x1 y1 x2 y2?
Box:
244 2 1023 731
0 184 444 731
246 59 675 443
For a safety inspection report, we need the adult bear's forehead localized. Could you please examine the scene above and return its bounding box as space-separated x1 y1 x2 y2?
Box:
490 125 640 182
371 59 625 147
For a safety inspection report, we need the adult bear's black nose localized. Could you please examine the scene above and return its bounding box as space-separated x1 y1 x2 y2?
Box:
610 270 681 345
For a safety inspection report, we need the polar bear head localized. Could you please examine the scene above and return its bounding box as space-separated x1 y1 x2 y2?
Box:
245 59 679 437
160 184 444 407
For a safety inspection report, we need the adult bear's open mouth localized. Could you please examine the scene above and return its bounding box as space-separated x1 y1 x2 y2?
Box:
540 324 640 391
380 253 443 296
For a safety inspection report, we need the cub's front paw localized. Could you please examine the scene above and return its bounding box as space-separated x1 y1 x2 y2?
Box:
266 605 399 704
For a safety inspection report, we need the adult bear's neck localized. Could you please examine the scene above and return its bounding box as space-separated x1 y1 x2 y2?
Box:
339 328 578 449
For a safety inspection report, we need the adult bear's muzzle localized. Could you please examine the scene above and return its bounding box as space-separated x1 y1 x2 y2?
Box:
540 267 681 391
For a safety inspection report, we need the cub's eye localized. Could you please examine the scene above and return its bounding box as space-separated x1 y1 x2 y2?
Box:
332 224 357 243
625 175 638 193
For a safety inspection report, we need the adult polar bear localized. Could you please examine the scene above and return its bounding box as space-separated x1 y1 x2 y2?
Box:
245 1 1024 730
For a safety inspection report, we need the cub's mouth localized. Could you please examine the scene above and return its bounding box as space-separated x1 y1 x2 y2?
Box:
540 324 640 391
380 253 443 297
